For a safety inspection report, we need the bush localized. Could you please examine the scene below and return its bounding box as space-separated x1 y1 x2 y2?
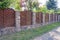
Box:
0 0 12 9
33 6 54 14
33 6 48 13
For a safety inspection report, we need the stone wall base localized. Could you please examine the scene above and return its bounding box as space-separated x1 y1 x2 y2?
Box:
0 22 57 36
20 22 52 30
0 27 15 36
20 23 44 30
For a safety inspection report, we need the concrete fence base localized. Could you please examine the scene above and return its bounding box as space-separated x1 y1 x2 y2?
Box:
15 11 21 32
0 27 15 36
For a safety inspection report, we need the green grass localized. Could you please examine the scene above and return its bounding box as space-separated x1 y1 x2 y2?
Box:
0 22 60 40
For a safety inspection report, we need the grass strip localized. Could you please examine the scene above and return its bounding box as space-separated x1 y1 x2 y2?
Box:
0 22 60 40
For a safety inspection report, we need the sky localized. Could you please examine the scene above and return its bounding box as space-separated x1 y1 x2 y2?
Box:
38 0 60 8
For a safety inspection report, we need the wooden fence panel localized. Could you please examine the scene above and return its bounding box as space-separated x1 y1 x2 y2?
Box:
20 11 26 26
4 9 15 27
20 11 32 26
54 14 56 22
26 11 32 25
45 13 49 22
50 14 53 22
0 9 4 28
0 9 15 28
36 12 43 23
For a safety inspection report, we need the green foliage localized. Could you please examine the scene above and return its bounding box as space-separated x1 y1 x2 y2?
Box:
0 22 60 40
27 0 32 10
0 0 13 9
32 1 39 10
55 8 60 14
27 0 39 11
33 6 48 13
0 0 3 2
33 5 54 14
10 0 21 11
46 9 54 14
39 6 48 13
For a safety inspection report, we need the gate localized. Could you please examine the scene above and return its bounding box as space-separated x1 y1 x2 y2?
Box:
0 8 15 28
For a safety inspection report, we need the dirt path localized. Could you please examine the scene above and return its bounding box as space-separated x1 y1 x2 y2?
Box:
32 27 60 40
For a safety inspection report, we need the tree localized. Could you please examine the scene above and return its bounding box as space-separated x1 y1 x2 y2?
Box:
10 0 21 11
32 1 39 10
46 0 57 10
55 8 60 13
38 6 48 13
26 0 32 10
26 0 39 11
0 0 13 9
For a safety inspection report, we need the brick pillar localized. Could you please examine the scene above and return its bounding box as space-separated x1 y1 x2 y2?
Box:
53 13 55 22
43 14 45 25
33 12 36 25
32 12 36 27
56 14 58 22
58 15 60 22
15 11 21 32
49 14 51 23
57 14 58 22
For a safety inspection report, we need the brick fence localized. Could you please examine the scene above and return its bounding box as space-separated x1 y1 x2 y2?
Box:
0 8 15 35
0 10 60 36
16 11 59 30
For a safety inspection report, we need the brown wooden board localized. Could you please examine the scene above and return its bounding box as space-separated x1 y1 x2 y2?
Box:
0 9 4 28
4 9 15 27
0 8 15 28
45 13 49 22
20 11 32 26
36 12 43 23
50 14 53 22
